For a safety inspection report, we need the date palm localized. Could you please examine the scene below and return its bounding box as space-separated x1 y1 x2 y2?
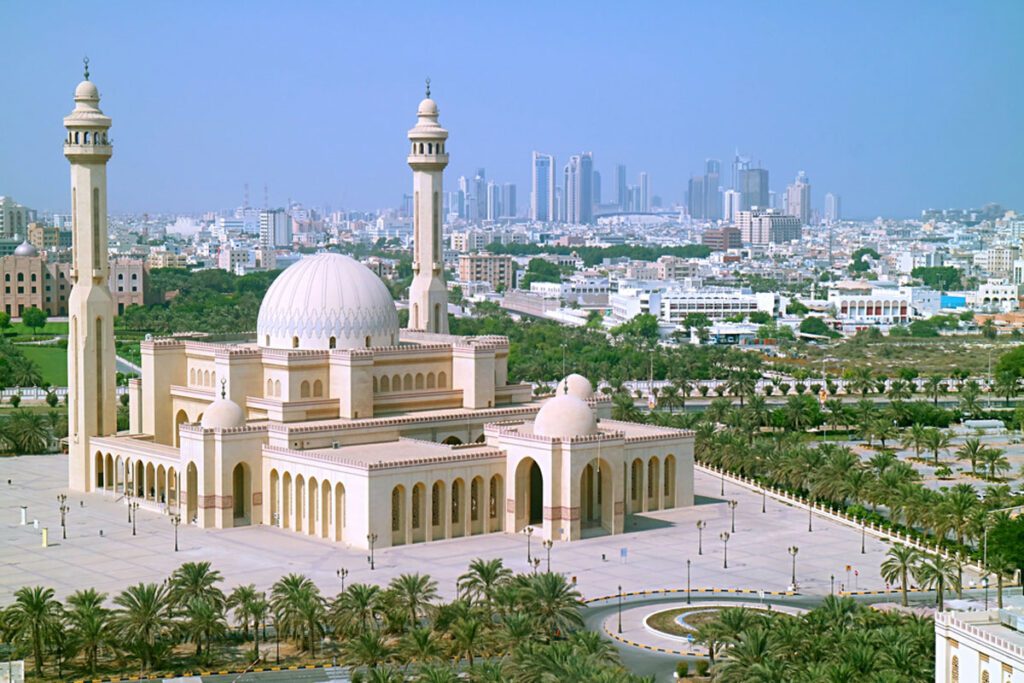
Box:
6 586 63 675
981 447 1011 480
887 378 912 401
847 367 875 397
458 558 512 606
112 582 175 671
389 573 439 630
880 544 920 607
330 583 383 636
912 553 959 611
923 375 946 406
180 596 227 661
900 423 928 458
270 573 325 654
449 615 486 667
611 392 641 421
343 630 395 670
522 572 583 639
169 561 226 610
65 588 111 675
923 428 952 466
399 626 443 666
955 437 986 475
227 583 258 637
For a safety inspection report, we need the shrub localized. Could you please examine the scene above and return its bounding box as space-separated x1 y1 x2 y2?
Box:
698 385 709 397
10 394 21 408
46 392 58 408
676 660 690 677
778 383 791 395
794 382 807 394
695 659 710 676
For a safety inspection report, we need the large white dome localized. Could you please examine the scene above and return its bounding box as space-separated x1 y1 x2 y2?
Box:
201 397 246 430
556 373 594 400
533 393 599 440
257 253 399 350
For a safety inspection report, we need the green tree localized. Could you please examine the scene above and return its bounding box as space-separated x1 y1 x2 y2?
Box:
21 307 48 335
5 586 63 676
389 573 438 629
798 316 838 338
880 545 920 607
112 582 175 671
522 572 584 639
912 554 959 611
65 588 111 675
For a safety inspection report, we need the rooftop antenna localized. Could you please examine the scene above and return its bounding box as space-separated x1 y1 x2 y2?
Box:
83 56 90 80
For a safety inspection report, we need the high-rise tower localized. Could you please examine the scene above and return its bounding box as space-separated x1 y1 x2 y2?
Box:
64 60 117 491
407 80 449 334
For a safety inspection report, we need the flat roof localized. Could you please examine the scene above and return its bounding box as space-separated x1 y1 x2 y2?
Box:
281 438 501 471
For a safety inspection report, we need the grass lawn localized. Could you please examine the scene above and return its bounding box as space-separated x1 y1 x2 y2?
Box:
3 321 69 337
646 607 723 637
20 346 68 386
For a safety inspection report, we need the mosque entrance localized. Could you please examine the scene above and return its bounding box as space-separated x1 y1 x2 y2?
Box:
232 463 251 526
528 461 543 525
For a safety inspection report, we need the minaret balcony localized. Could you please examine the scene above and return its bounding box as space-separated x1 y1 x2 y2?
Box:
407 152 449 167
64 142 113 160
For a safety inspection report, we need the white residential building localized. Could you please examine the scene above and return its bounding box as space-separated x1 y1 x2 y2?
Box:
935 608 1024 683
827 283 910 328
973 279 1018 312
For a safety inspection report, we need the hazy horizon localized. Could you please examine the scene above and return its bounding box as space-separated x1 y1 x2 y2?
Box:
3 1 1022 219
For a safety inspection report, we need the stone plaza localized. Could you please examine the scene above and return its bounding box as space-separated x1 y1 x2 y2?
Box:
0 453 935 604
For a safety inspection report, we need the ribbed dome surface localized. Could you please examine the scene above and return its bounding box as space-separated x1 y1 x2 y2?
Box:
257 253 399 350
533 394 599 440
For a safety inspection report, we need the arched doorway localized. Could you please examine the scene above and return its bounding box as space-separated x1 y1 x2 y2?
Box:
411 482 426 543
295 475 305 533
663 455 677 508
269 469 280 526
321 480 330 539
431 480 447 540
630 458 644 514
514 458 544 532
174 410 188 447
232 463 251 525
334 482 345 542
307 477 318 536
580 459 614 536
135 461 145 498
282 472 292 529
94 452 104 489
104 454 113 491
186 462 198 523
391 485 406 546
470 476 484 535
450 478 465 538
488 474 504 532
647 457 661 511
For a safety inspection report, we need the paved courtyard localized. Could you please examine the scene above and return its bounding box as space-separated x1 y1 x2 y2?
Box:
0 453 963 604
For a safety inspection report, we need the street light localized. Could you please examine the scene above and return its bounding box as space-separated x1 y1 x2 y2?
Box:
129 501 139 536
617 584 623 633
788 546 799 590
728 499 738 533
367 533 378 570
686 559 692 605
861 521 866 554
543 539 553 573
170 513 181 552
531 557 541 574
807 503 813 533
830 574 835 595
761 487 766 514
720 531 730 569
720 469 725 496
524 526 535 564
983 576 989 610
57 494 69 540
696 520 706 555
336 568 349 593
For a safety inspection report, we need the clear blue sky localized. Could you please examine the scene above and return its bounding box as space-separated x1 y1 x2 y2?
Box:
2 1 1022 218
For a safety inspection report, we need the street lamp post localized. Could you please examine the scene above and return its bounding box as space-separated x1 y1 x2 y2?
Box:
686 559 692 605
57 494 69 540
808 504 813 533
617 585 623 633
531 557 541 574
861 522 866 554
983 576 989 610
720 469 725 496
788 546 798 590
720 531 730 569
830 574 835 595
524 526 535 564
543 539 553 573
170 513 181 551
761 487 766 514
367 533 378 570
696 520 706 555
728 499 738 533
336 568 349 593
130 501 139 536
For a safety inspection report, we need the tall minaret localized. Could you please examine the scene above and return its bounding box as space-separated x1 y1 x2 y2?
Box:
64 59 117 492
407 79 450 334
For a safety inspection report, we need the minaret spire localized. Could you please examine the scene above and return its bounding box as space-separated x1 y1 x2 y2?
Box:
83 56 90 80
425 77 431 98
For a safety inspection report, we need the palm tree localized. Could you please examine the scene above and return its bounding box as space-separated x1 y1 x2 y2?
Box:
912 553 959 611
656 384 681 413
399 626 443 666
270 573 325 654
848 367 875 397
343 630 395 670
6 586 63 675
180 596 227 661
330 583 383 635
923 428 952 466
939 486 979 547
823 398 847 440
4 410 52 454
880 545 920 607
247 592 269 660
994 369 1018 406
900 423 928 458
955 437 987 475
981 447 1011 480
65 588 111 675
872 418 898 449
169 561 226 610
449 615 486 667
887 378 912 401
924 375 946 406
389 573 438 629
112 582 175 671
227 584 258 638
522 572 583 639
783 395 815 433
959 382 981 418
458 558 513 606
611 392 641 421
415 663 459 683
726 370 758 408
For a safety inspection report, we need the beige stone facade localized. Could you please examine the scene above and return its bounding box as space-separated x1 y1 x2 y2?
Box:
458 252 514 290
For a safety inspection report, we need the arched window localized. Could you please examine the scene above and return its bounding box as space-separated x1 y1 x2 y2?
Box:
190 369 196 385
415 373 424 390
313 380 323 397
365 336 371 348
373 376 379 393
381 375 390 392
300 381 311 398
266 379 273 396
274 380 281 397
292 336 299 349
426 373 436 389
392 374 401 391
403 374 413 391
83 132 90 143
329 336 336 349
438 371 447 388
204 370 210 386
428 143 433 154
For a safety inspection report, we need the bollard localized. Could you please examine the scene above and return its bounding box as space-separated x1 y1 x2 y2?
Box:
33 519 39 529
20 506 27 525
41 527 48 548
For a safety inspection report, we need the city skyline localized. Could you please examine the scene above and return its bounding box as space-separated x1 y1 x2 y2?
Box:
2 1 1023 218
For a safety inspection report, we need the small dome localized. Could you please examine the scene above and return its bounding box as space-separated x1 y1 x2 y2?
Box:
257 252 399 350
74 80 99 102
201 398 246 430
533 394 598 440
556 373 593 400
417 97 438 117
13 241 37 257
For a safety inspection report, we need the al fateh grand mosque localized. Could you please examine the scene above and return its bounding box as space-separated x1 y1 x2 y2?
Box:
64 67 695 550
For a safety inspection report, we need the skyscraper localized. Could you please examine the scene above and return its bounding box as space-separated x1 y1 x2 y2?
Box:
825 192 841 223
564 153 594 224
502 183 517 219
704 159 721 221
739 168 769 210
65 63 117 491
639 172 649 213
457 176 469 219
785 171 811 224
473 168 487 222
731 152 750 190
723 190 742 222
407 85 449 334
530 152 555 222
616 164 627 210
486 181 501 221
687 176 705 218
